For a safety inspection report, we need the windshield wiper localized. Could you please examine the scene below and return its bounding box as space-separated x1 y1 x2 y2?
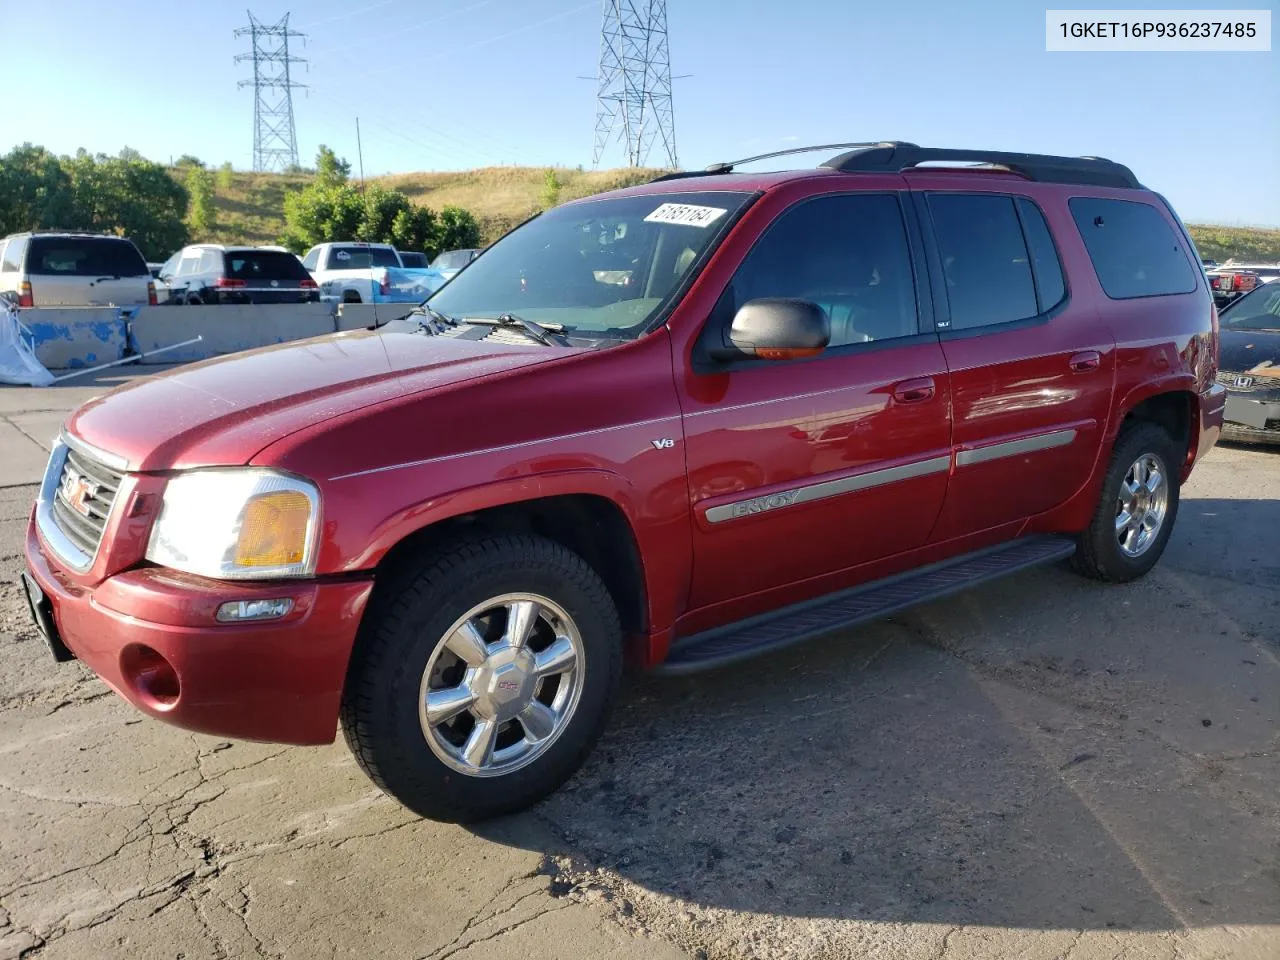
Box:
399 303 458 333
464 313 570 347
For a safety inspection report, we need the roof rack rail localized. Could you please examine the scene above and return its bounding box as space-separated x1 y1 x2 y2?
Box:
648 141 904 183
820 142 1141 189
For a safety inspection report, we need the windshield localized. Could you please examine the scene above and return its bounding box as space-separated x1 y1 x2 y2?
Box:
427 191 754 340
1221 284 1280 331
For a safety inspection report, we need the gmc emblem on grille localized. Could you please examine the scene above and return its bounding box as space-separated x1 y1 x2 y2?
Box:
60 470 99 518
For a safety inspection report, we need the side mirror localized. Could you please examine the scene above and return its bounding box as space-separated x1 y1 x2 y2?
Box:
708 298 830 362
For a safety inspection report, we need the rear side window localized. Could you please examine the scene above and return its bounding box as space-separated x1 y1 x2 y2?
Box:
26 237 148 277
928 194 1038 329
720 193 919 347
1069 198 1197 299
226 250 310 281
398 251 429 268
301 248 320 270
1 237 24 272
328 245 399 269
1015 198 1066 312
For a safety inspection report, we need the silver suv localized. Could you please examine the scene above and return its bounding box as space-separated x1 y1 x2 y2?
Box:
0 232 156 307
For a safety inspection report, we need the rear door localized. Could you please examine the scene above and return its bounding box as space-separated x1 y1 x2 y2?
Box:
913 185 1115 539
679 187 954 613
25 237 150 306
224 249 316 303
91 239 151 305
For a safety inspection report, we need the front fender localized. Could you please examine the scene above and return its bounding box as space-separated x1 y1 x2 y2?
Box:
349 468 640 570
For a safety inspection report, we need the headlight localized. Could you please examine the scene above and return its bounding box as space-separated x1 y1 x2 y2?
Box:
146 469 320 580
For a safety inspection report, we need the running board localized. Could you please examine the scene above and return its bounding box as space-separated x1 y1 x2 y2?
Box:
656 535 1077 675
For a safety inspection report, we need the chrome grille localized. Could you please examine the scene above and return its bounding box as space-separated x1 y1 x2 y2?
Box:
1217 370 1273 393
50 446 124 559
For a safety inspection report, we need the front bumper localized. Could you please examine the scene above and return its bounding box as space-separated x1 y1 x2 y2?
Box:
25 517 374 745
1222 392 1280 446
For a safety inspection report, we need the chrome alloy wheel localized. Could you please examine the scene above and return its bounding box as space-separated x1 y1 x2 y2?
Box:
418 593 585 778
1115 453 1169 558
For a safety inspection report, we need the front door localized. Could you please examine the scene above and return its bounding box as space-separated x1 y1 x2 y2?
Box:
677 191 953 615
913 188 1115 540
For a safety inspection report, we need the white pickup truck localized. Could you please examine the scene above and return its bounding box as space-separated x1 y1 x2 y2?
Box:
301 242 446 304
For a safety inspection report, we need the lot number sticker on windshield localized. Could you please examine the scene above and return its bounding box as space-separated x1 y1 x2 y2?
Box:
644 203 728 228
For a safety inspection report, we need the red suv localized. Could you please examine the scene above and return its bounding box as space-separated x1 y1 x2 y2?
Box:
23 143 1225 822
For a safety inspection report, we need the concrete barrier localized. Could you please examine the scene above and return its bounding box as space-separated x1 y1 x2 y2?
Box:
19 308 127 370
130 304 338 364
335 302 416 332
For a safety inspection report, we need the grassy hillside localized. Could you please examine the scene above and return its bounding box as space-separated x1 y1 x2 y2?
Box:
193 165 1280 262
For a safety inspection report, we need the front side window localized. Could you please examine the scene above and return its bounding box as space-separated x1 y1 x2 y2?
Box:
1069 197 1197 299
712 193 919 348
428 191 755 341
158 252 181 280
928 194 1039 329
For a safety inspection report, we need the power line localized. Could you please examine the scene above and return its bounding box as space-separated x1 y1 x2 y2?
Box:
593 0 677 169
235 12 307 172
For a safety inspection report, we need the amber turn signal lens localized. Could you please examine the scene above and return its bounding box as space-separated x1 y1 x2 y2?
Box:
233 491 312 567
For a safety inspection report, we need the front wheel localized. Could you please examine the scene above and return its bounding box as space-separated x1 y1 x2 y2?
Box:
1073 421 1181 583
340 534 622 822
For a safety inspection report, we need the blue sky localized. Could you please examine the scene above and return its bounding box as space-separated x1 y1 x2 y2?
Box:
6 0 1277 225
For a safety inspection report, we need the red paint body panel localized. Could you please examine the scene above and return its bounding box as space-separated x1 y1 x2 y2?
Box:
23 163 1222 746
26 519 372 745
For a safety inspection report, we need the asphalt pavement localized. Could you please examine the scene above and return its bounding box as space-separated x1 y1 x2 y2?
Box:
0 373 1276 959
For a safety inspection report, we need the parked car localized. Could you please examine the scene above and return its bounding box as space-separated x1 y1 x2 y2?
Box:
397 251 430 268
1207 268 1261 309
0 232 156 307
1216 281 1280 444
155 245 320 305
302 242 445 303
23 142 1223 824
429 247 480 281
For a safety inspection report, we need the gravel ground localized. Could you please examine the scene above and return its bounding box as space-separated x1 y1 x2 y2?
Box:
0 440 1276 960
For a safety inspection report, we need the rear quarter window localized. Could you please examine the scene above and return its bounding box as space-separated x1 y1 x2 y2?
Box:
1069 198 1197 299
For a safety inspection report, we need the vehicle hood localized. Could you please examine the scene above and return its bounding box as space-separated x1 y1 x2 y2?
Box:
66 329 567 471
1220 327 1280 377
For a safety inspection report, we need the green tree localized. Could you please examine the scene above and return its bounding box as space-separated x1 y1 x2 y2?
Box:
437 206 481 254
279 182 364 252
539 168 561 209
0 144 76 234
315 145 351 188
63 151 189 259
216 162 235 190
390 206 439 257
174 154 204 169
186 165 216 236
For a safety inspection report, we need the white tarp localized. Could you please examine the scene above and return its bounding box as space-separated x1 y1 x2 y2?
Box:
0 300 54 386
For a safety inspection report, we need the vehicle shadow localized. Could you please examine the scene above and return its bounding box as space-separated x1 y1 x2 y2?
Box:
478 497 1280 931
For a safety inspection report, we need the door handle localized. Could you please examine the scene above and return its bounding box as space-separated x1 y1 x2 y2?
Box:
893 376 935 404
1069 351 1101 372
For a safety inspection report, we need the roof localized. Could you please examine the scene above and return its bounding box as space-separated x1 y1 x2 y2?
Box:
578 140 1145 203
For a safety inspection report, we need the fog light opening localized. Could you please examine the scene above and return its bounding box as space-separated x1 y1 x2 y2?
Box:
120 644 180 709
216 598 294 623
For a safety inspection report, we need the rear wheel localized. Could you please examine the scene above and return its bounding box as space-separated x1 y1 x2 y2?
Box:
1073 421 1180 582
340 534 622 822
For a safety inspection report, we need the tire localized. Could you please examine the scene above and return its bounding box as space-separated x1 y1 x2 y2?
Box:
185 294 202 306
340 534 622 823
1073 421 1181 583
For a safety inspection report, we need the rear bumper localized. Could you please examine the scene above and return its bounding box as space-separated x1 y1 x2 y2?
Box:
25 518 374 746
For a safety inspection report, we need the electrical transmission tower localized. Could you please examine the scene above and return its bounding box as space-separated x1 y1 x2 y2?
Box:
592 0 677 169
235 12 306 172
